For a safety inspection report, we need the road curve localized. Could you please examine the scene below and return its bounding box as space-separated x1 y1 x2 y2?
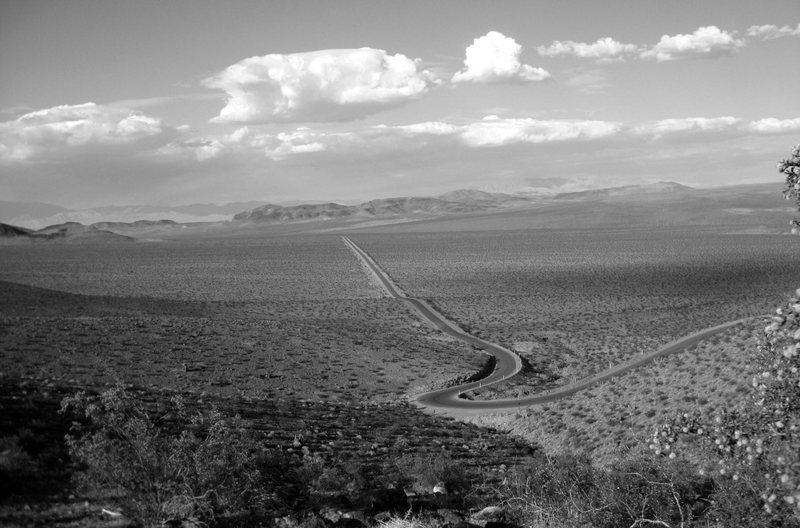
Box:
342 236 762 417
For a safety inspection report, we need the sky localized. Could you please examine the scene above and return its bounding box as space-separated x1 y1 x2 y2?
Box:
1 0 799 208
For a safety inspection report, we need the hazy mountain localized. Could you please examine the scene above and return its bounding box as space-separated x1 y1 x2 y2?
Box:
0 201 70 223
6 202 270 230
2 182 787 237
349 182 790 234
233 192 531 224
554 181 696 200
91 219 179 230
437 189 529 205
29 222 136 243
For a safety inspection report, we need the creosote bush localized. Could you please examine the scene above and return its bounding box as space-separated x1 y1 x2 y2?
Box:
60 385 289 527
395 452 472 495
497 453 713 528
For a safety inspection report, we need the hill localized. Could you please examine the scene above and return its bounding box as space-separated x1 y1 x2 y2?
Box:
350 182 790 234
554 181 695 200
29 222 136 243
5 202 269 230
0 222 33 237
2 181 788 238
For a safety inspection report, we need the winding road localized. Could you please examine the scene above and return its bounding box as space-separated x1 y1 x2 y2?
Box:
342 236 761 417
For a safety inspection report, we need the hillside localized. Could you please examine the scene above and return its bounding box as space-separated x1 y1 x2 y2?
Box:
2 182 788 239
554 181 696 200
231 192 521 223
5 202 269 230
0 222 33 237
350 182 790 234
29 222 136 243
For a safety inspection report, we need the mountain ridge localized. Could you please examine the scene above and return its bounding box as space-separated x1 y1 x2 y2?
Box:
2 181 786 237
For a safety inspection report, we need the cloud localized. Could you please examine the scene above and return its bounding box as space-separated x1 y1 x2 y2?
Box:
161 113 800 165
634 116 742 139
392 122 461 136
0 102 177 162
748 117 800 134
640 26 745 62
630 116 800 140
160 125 360 161
204 48 438 124
452 31 550 83
459 116 621 146
746 23 800 39
537 37 640 63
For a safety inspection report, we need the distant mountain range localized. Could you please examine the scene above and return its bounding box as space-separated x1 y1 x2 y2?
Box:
232 190 529 223
0 221 135 244
0 201 270 230
554 181 696 200
1 181 790 242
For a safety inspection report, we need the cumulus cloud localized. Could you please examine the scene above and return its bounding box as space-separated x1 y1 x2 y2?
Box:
746 23 800 39
204 48 438 124
452 31 550 83
537 37 640 62
0 102 177 162
640 26 745 62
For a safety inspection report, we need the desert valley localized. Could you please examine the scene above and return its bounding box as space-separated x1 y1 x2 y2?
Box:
2 179 800 527
3 2 800 526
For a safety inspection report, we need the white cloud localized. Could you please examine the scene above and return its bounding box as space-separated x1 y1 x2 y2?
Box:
161 114 800 165
537 37 639 62
204 48 438 124
452 31 550 83
633 117 742 139
748 117 800 134
641 26 745 62
633 116 800 139
161 126 357 161
746 23 800 39
460 117 621 146
393 122 461 136
0 102 176 162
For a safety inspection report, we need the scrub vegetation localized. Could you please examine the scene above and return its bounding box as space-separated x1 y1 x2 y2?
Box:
353 228 796 393
2 147 799 526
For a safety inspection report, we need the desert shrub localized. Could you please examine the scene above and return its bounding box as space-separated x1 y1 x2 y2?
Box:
648 287 800 526
498 454 714 527
297 455 375 497
499 453 599 526
594 458 714 528
0 435 38 498
60 385 289 527
395 452 472 495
